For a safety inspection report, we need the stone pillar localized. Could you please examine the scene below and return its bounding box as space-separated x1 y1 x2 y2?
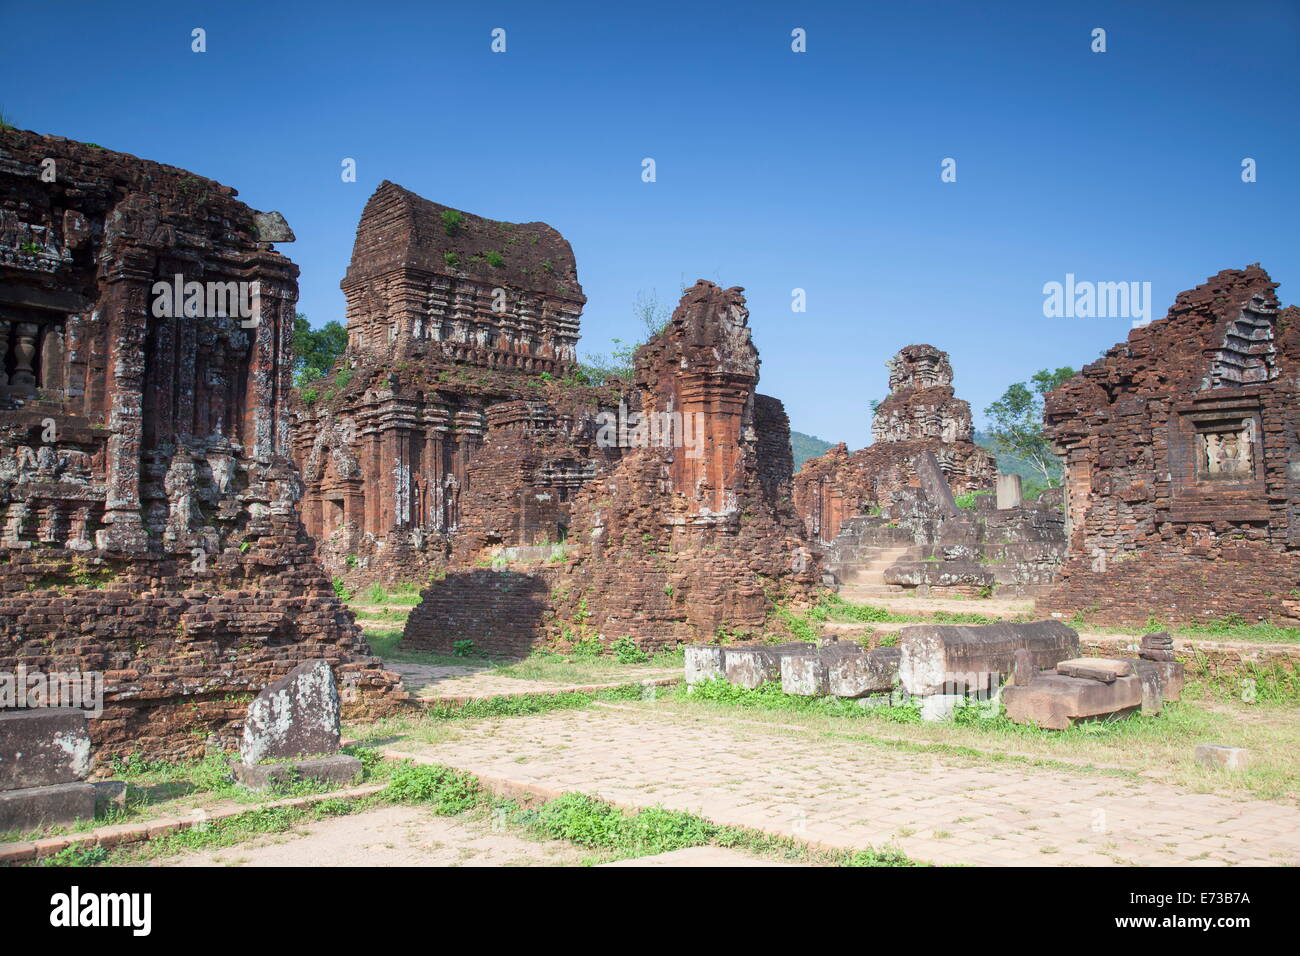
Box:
11 322 38 386
996 473 1022 509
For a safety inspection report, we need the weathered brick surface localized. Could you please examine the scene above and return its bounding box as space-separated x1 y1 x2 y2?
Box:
0 129 404 763
794 345 995 544
1041 266 1300 626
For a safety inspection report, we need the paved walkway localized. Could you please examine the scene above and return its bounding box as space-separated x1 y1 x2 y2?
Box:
384 705 1300 867
387 661 677 699
164 805 590 867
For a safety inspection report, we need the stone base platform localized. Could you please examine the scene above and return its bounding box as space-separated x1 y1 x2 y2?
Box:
0 782 96 833
232 755 363 792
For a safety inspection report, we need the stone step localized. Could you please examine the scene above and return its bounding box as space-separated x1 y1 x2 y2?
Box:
838 584 910 599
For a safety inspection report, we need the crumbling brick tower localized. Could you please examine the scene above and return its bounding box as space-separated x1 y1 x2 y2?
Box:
402 281 819 653
0 129 402 762
793 344 996 544
1042 265 1300 627
292 181 607 584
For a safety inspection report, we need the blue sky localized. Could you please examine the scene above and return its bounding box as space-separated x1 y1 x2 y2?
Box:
3 0 1297 448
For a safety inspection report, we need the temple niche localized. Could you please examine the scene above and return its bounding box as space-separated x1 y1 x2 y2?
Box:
793 344 996 545
0 128 402 761
1042 265 1300 627
292 182 612 585
402 281 819 653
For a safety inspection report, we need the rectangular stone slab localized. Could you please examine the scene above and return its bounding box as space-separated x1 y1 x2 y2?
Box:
828 647 901 698
1002 673 1143 730
232 754 363 792
0 708 93 792
1194 744 1249 770
1056 658 1134 682
0 781 96 833
898 621 1080 697
684 645 725 685
723 643 816 690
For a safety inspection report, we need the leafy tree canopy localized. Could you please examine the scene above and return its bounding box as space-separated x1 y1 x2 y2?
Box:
983 367 1075 486
293 313 348 389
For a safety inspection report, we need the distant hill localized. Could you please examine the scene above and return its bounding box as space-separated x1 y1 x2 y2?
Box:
791 430 837 471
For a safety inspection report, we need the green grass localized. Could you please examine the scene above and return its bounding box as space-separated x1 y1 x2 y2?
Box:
360 581 424 605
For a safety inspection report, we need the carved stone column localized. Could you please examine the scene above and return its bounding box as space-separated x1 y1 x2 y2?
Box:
11 322 38 387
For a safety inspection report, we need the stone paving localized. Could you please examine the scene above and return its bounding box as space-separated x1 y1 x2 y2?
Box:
163 804 591 867
387 661 678 699
383 704 1300 867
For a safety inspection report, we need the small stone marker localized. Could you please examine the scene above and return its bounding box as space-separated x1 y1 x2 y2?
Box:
240 660 342 765
996 473 1022 510
234 660 361 792
1195 744 1249 771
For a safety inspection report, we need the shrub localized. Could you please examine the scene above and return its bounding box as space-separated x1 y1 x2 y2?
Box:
611 636 647 664
384 762 480 814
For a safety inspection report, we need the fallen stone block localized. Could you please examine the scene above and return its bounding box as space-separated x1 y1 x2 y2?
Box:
828 647 900 698
0 782 96 833
781 642 863 696
723 643 816 690
1002 673 1143 730
231 754 363 792
240 659 341 765
684 645 725 685
899 621 1080 697
0 708 93 792
780 654 827 697
1194 744 1249 771
1056 658 1133 682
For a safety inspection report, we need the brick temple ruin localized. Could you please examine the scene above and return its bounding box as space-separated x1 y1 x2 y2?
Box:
793 344 996 545
291 181 612 586
403 279 819 654
1042 265 1300 627
790 344 1063 597
0 129 402 761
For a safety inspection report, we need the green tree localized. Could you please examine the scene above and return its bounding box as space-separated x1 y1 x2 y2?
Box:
983 367 1075 486
292 313 348 389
